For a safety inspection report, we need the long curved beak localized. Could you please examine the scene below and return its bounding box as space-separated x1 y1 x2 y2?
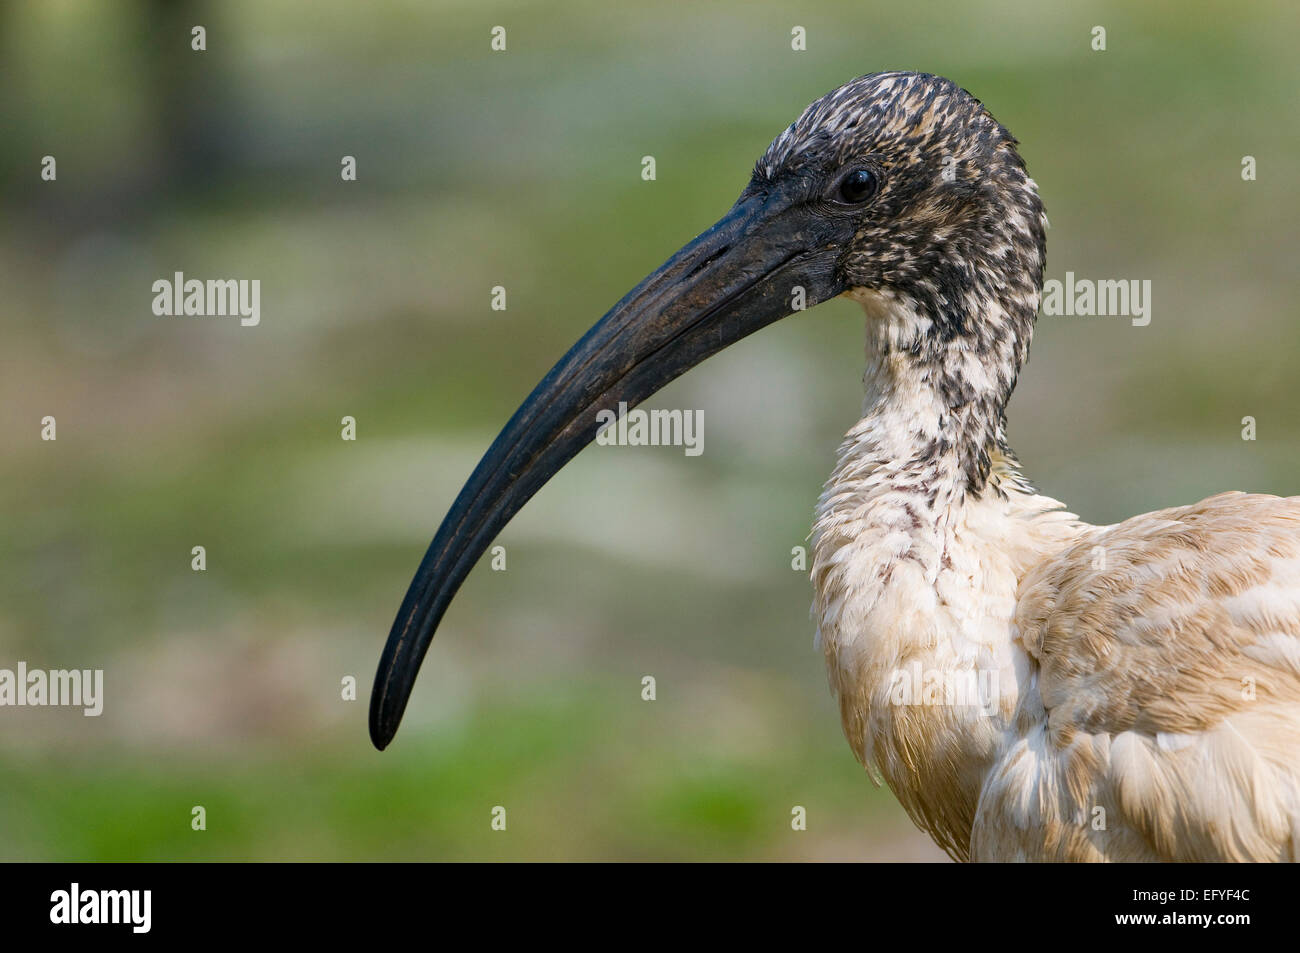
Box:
370 183 845 749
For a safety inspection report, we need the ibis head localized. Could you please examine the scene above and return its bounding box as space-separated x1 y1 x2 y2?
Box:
370 70 1047 749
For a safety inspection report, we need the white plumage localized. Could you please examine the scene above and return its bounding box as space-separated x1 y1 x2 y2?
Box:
813 289 1300 862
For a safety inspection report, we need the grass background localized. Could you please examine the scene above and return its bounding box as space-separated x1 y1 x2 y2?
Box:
1 0 1297 860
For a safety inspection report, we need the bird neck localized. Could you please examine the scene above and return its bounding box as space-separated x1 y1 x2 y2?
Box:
812 296 1035 602
848 287 1025 499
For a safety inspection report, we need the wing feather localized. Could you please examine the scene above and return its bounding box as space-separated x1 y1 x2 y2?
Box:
981 492 1300 860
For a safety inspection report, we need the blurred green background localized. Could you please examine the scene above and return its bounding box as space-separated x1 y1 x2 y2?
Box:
1 0 1297 861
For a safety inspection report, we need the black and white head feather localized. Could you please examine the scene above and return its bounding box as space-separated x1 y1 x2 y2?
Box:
752 71 1048 492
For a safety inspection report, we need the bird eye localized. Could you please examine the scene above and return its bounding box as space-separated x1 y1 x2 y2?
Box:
838 168 879 204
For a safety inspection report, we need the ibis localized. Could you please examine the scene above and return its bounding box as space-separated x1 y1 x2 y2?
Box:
371 71 1300 862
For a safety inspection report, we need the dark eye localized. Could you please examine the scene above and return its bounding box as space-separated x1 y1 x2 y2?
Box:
838 168 879 204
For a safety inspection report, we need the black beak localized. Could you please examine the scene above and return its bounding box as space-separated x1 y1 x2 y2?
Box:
370 181 846 749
